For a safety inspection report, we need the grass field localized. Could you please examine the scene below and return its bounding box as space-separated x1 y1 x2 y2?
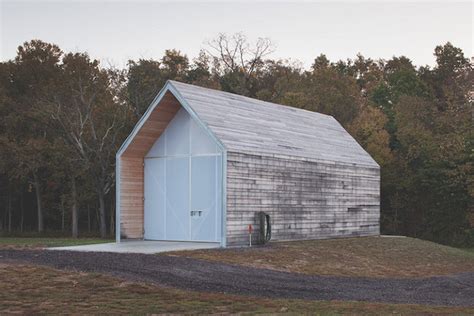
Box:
1 263 473 315
0 237 110 249
1 236 473 314
174 236 474 278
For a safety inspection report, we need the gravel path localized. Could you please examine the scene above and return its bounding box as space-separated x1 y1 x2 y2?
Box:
0 249 473 307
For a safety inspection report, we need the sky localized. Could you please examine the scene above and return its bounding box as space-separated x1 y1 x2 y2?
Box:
1 1 472 70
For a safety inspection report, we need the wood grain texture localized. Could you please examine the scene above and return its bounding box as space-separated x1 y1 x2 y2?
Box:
225 152 380 247
119 92 181 238
122 91 180 159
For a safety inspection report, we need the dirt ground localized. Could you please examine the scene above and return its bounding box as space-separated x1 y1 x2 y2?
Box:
1 249 473 307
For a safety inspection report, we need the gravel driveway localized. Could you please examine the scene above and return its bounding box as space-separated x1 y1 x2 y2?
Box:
1 249 473 307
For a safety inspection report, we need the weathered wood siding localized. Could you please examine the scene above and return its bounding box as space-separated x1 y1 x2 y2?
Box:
226 152 380 246
119 92 180 238
119 157 144 238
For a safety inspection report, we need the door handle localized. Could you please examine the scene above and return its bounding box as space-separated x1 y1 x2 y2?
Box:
191 210 203 217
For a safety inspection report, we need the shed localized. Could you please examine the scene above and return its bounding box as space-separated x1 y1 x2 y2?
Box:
116 80 380 247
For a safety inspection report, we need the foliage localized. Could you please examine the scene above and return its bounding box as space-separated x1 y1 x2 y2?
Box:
0 36 471 246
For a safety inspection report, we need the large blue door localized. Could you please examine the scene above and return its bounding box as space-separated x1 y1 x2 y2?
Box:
144 108 222 242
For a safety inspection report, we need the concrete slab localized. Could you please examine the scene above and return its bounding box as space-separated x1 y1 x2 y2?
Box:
49 240 220 254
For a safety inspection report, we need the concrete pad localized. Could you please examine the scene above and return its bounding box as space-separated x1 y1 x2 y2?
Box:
49 240 220 254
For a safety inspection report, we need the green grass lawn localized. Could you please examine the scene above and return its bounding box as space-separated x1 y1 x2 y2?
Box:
0 237 110 249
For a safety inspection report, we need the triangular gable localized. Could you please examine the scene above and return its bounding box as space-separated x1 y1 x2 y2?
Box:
117 81 226 159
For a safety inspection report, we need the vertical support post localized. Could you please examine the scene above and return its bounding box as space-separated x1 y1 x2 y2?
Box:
248 224 253 247
115 156 121 242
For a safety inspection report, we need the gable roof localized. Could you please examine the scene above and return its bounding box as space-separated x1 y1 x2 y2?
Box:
119 80 379 168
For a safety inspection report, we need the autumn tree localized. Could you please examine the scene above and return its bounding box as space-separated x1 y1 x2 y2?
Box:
126 50 192 117
126 59 164 117
0 41 63 232
388 43 473 245
277 55 363 127
43 52 129 238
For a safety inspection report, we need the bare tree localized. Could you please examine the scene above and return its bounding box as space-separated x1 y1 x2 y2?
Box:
205 32 275 78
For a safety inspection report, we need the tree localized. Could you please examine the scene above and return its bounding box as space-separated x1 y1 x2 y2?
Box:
44 52 129 238
1 40 63 232
206 33 274 96
255 60 303 103
126 59 164 117
161 49 189 80
431 42 471 110
126 50 192 117
187 50 217 88
348 105 393 166
283 62 362 126
370 56 429 150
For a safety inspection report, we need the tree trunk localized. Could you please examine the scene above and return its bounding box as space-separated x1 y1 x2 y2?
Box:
20 192 24 233
109 199 114 236
60 197 65 233
71 177 78 238
0 199 3 232
87 205 91 233
95 204 100 232
98 191 106 238
1 204 4 231
0 201 3 232
7 190 12 233
33 172 44 233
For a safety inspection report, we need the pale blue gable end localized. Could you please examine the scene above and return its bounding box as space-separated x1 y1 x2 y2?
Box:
146 108 219 158
143 107 223 242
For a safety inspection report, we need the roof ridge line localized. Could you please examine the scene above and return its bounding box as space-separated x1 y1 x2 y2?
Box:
168 80 335 119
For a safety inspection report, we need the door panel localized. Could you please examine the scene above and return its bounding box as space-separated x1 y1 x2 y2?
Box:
165 157 190 240
144 158 166 240
143 107 222 242
191 156 218 241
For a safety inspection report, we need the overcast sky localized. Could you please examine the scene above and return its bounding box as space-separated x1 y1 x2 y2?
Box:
1 1 472 69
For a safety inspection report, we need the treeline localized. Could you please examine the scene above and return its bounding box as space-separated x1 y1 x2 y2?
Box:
0 34 472 245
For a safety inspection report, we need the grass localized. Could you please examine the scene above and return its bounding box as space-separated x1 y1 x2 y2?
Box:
0 237 110 249
173 236 474 278
1 263 473 315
